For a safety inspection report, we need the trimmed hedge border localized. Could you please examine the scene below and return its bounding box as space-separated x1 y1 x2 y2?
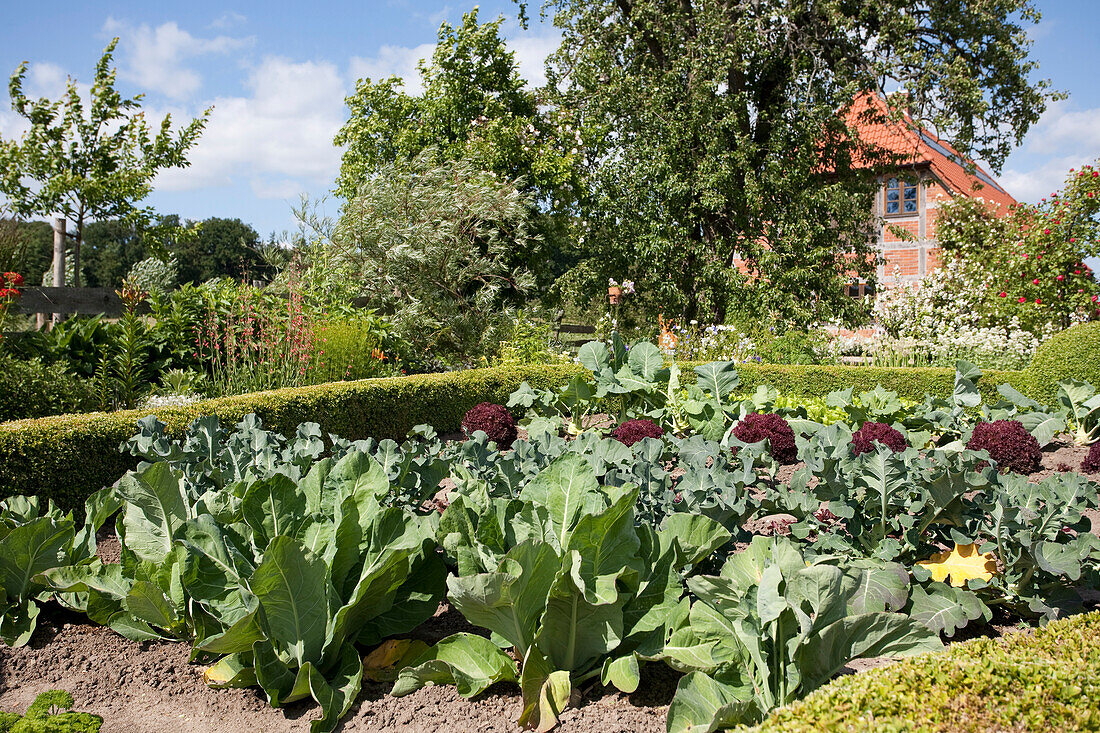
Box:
0 364 582 512
0 362 1038 512
746 611 1100 732
707 364 1033 403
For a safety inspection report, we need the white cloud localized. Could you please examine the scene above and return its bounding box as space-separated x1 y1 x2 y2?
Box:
210 11 246 30
1024 101 1100 156
999 102 1100 203
348 43 435 93
507 29 560 90
1000 155 1088 204
155 56 346 194
104 18 252 99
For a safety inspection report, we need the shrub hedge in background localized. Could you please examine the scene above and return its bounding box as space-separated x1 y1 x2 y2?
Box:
1029 321 1100 403
0 354 97 422
0 360 1044 512
0 364 582 511
747 611 1100 732
727 363 1032 403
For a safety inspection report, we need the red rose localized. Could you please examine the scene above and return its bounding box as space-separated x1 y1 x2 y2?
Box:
1035 298 1042 304
1018 296 1027 303
998 292 1007 297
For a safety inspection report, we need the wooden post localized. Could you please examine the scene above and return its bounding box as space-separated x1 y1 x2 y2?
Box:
50 217 66 327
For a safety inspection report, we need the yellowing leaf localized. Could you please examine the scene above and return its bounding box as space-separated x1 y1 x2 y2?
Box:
362 638 430 682
916 543 997 588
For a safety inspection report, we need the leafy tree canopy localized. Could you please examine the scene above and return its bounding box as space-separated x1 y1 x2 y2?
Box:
0 38 208 287
335 9 582 291
538 0 1059 327
328 149 535 367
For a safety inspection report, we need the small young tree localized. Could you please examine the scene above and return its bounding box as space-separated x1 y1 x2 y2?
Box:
0 38 208 287
330 149 534 365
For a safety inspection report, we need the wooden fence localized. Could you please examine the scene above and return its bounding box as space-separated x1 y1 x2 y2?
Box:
11 287 131 317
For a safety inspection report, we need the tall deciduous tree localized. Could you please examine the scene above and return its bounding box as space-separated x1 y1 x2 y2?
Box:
0 38 208 287
540 0 1059 326
335 9 581 289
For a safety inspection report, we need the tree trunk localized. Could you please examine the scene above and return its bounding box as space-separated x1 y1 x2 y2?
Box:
73 212 83 288
50 217 66 327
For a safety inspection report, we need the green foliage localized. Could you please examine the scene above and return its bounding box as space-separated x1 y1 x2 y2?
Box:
663 537 941 730
0 354 96 422
124 255 177 297
0 495 96 647
397 454 730 731
937 162 1100 333
334 9 579 291
0 690 102 733
311 315 398 382
46 428 443 733
0 38 208 288
330 150 535 365
0 364 584 512
542 0 1057 326
1030 322 1100 403
172 218 266 285
749 611 1100 732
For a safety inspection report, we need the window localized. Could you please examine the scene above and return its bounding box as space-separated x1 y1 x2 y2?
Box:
884 177 917 215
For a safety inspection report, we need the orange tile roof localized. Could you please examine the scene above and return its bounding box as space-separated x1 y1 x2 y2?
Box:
846 93 1017 215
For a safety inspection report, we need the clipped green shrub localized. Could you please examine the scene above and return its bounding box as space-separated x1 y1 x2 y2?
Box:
695 363 1034 403
747 612 1100 732
0 690 102 733
0 364 582 512
0 354 97 422
1030 322 1100 402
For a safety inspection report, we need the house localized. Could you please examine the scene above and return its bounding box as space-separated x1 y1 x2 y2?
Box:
729 94 1017 292
850 93 1018 286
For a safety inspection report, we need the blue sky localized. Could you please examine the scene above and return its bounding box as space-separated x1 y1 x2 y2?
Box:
1 0 1099 239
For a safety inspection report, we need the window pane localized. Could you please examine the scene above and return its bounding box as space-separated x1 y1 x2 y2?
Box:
886 200 899 214
886 189 899 202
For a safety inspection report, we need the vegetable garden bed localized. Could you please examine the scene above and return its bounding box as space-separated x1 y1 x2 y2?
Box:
2 339 1100 732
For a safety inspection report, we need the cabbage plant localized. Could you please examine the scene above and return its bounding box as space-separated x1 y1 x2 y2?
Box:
0 495 97 647
46 447 444 733
663 537 942 732
394 454 731 732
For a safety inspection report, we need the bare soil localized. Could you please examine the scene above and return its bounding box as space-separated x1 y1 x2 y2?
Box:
0 604 675 733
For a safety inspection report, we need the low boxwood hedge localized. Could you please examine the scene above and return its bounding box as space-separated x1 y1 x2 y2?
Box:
1030 321 1100 403
747 612 1100 732
713 363 1032 403
0 360 1040 512
0 364 582 512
